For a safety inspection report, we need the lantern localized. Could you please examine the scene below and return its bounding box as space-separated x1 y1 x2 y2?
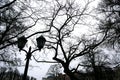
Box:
36 35 46 50
17 36 27 51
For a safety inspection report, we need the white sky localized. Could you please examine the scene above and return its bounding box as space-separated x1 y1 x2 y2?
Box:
16 0 101 80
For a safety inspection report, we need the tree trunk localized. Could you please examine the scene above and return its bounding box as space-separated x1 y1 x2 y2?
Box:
64 67 79 80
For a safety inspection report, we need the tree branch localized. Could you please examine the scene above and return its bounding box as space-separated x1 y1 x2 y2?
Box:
0 0 17 9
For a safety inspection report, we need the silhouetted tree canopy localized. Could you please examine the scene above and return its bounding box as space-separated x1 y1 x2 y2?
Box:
42 0 107 80
98 0 120 49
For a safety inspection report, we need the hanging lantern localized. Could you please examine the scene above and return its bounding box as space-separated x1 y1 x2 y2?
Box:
36 35 46 50
17 36 27 51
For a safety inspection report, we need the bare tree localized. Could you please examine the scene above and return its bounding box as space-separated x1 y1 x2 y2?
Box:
98 0 120 49
0 0 27 65
81 48 111 80
42 0 107 80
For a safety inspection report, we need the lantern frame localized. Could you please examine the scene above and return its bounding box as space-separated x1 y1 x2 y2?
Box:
36 35 46 50
17 36 27 50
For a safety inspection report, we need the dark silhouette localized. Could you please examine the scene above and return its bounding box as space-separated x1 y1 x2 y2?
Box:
0 67 36 80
